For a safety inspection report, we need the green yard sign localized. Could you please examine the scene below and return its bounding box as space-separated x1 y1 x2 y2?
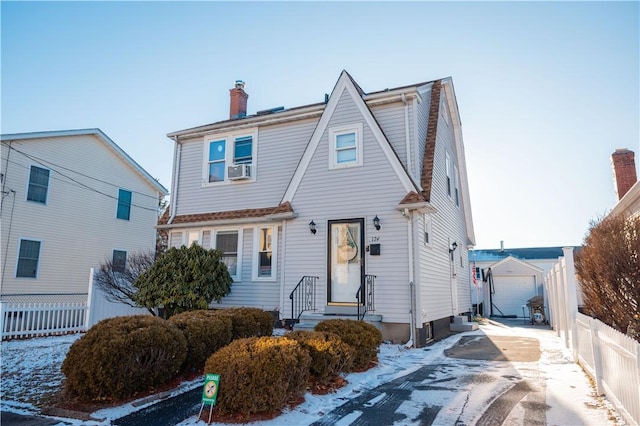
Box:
201 373 220 406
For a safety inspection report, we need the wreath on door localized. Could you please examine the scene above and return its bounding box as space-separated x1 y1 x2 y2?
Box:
337 226 358 263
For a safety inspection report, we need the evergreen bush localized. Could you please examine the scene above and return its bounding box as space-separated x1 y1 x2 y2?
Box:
288 330 354 383
203 336 311 415
61 315 187 401
314 319 382 370
214 307 274 339
168 310 233 372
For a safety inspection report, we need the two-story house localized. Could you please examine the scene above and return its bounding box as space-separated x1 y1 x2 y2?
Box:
159 71 475 345
0 129 168 309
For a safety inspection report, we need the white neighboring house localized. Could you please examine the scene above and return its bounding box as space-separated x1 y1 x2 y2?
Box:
0 129 168 310
159 71 475 345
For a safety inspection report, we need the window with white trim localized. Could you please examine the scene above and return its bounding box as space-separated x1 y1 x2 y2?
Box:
27 165 50 204
16 239 41 278
204 130 256 184
329 123 363 169
453 164 460 207
445 153 452 198
253 226 277 280
423 214 432 247
215 230 241 280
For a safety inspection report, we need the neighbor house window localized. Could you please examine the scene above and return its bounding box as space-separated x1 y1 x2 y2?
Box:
215 230 240 279
16 239 41 278
27 165 50 204
116 189 132 220
204 130 256 184
329 123 363 169
112 250 127 273
254 226 276 280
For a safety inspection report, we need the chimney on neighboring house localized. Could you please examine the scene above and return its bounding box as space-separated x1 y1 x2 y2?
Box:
611 148 637 200
229 80 248 120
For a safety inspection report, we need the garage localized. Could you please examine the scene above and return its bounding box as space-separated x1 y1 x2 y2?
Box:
492 275 537 317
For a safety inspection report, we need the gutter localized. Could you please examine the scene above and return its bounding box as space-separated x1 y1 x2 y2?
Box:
168 136 181 224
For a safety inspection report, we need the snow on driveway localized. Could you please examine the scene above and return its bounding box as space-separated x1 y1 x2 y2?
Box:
0 320 623 425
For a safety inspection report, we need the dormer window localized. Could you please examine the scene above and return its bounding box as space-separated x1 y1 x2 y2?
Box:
203 129 257 185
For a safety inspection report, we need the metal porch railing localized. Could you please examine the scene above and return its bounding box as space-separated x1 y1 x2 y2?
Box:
356 274 376 321
288 276 318 328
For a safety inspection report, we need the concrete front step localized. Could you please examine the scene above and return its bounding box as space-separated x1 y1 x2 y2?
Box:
293 312 383 331
450 315 479 332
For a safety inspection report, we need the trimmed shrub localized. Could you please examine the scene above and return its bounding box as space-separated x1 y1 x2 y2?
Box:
214 307 274 339
314 319 382 370
62 315 187 401
168 310 233 372
204 336 311 415
288 330 355 383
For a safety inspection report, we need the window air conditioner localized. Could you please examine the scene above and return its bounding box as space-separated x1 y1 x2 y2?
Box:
227 164 251 180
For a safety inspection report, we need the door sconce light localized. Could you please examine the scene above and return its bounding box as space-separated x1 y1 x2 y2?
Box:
373 215 381 231
449 241 458 253
309 220 317 235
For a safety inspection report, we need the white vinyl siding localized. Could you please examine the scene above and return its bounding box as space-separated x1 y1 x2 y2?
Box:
0 134 162 299
284 88 413 323
416 99 471 321
176 120 316 215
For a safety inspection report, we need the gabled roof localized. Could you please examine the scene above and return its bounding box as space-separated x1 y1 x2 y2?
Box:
0 128 168 195
488 255 544 273
281 70 420 203
470 247 568 262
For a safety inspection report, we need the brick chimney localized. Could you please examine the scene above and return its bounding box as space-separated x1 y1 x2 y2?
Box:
611 148 637 200
229 80 248 120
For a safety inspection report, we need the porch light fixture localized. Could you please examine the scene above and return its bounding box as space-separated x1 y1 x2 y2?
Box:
449 241 458 253
373 215 381 231
309 220 317 235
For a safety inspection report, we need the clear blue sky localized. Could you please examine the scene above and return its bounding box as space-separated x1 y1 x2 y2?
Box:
2 1 638 249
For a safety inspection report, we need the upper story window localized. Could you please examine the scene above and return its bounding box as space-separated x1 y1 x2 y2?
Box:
117 189 132 220
16 239 41 278
329 123 363 169
453 164 460 207
204 130 256 185
445 153 452 198
112 250 127 273
27 165 50 204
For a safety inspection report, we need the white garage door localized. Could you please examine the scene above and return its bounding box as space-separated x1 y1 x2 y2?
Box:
492 275 536 317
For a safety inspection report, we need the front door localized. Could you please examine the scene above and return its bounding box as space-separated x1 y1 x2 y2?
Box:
328 219 364 304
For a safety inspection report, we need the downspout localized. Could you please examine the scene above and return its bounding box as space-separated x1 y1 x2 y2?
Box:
405 208 416 348
401 94 412 177
168 136 181 224
280 219 287 325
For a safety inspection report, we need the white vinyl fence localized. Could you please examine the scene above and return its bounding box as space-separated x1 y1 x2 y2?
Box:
1 268 149 340
545 247 640 425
